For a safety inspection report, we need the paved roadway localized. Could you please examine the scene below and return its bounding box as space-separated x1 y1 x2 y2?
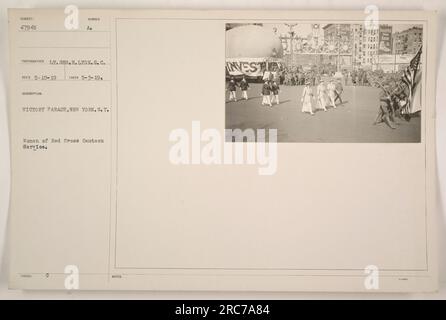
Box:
225 83 421 143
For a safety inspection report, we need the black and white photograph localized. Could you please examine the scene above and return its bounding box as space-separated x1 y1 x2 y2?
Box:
225 22 424 142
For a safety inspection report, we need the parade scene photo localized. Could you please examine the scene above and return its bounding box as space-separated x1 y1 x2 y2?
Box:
225 22 423 142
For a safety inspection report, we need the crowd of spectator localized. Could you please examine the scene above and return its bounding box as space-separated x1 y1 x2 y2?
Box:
272 64 405 92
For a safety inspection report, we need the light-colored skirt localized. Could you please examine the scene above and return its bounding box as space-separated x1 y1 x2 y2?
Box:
301 97 313 112
317 95 327 108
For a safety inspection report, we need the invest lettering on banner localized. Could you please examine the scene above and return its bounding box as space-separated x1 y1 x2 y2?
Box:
225 58 265 77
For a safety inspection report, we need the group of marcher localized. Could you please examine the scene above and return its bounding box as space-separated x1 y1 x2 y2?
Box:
260 80 281 107
226 76 281 106
227 75 344 113
300 79 344 115
226 68 413 129
226 76 250 102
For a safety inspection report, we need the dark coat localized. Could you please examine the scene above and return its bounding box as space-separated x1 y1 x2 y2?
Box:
227 81 237 91
261 83 271 95
239 80 249 91
271 83 280 94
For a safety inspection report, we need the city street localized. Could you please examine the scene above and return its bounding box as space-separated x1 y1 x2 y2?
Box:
225 83 421 143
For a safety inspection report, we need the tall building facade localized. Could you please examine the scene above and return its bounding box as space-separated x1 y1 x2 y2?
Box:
351 24 364 68
322 24 352 42
278 23 421 71
394 26 422 54
322 24 353 68
362 27 379 68
356 24 393 69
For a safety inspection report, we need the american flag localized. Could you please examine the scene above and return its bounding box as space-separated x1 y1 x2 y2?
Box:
400 45 422 114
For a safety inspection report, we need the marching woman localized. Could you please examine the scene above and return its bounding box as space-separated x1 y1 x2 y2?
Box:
316 79 328 112
239 76 250 100
271 81 280 105
227 77 237 102
261 80 272 107
327 80 337 109
301 81 314 115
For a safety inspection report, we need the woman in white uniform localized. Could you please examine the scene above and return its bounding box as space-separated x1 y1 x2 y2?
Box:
316 79 328 112
327 80 337 109
301 81 314 115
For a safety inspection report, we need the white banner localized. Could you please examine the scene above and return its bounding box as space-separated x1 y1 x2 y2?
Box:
225 58 266 77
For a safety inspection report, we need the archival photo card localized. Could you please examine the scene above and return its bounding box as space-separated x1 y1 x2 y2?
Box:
225 22 424 143
7 9 438 292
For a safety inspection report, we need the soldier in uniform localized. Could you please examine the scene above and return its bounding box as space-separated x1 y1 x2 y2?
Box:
239 76 250 100
270 81 280 105
227 77 237 102
373 84 397 129
261 80 272 107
